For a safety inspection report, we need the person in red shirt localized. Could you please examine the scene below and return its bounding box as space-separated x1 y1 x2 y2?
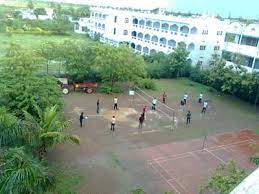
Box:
142 105 147 117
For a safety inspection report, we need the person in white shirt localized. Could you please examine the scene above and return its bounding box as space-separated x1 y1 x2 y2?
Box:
183 93 188 105
152 97 157 110
201 101 208 114
113 97 118 110
198 93 203 104
111 116 116 131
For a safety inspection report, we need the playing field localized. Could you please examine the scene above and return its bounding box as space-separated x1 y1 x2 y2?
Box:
48 79 259 194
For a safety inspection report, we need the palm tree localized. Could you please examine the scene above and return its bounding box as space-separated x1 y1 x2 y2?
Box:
23 105 80 160
0 147 53 194
0 108 26 147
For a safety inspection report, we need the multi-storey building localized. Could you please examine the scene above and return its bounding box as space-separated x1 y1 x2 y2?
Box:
75 6 259 72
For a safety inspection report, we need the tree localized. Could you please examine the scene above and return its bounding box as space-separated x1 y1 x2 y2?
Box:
93 44 146 89
0 147 53 194
165 46 190 78
77 6 90 17
61 41 97 81
0 44 62 118
23 105 80 160
34 8 47 19
0 108 27 147
27 0 34 10
200 161 247 194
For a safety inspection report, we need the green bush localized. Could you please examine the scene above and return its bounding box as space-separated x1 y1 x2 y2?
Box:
250 155 259 165
99 83 123 94
135 78 156 90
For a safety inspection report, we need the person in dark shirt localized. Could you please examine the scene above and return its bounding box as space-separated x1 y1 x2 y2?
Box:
186 110 191 125
79 112 84 127
139 114 145 129
96 99 100 114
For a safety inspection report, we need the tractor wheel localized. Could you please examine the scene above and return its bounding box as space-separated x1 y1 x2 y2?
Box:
62 88 69 95
86 88 93 94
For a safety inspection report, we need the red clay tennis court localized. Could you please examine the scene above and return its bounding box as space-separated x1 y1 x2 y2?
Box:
138 129 258 194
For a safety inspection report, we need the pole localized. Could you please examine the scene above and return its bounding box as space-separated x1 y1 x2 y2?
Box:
202 134 207 150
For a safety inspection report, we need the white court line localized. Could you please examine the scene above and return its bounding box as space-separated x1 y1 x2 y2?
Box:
204 149 227 164
151 153 194 164
151 139 252 162
149 163 180 194
154 160 186 192
132 129 163 135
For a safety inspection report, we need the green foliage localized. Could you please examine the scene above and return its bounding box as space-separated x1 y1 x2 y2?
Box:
131 186 146 194
250 154 259 165
27 0 34 10
200 161 247 194
99 83 123 94
145 47 191 78
135 78 157 90
0 147 54 194
34 8 47 18
0 44 62 118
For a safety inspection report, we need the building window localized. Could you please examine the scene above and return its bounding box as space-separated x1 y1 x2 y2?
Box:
217 31 223 35
123 30 128 35
200 45 206 50
82 27 88 32
202 30 208 35
214 46 220 50
114 16 117 23
113 28 116 35
125 18 129 23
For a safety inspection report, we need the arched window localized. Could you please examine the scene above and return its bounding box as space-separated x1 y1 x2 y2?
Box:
95 13 98 17
160 37 167 45
102 24 105 29
150 49 156 54
151 35 158 42
98 13 102 18
180 26 189 33
133 18 138 24
178 42 187 49
143 47 149 54
131 43 136 49
98 23 101 28
137 32 143 39
139 19 145 26
146 20 152 27
144 34 151 40
123 30 128 35
153 21 160 29
161 23 169 30
136 45 142 51
190 27 198 34
170 24 178 32
131 31 137 37
188 43 195 51
168 39 176 48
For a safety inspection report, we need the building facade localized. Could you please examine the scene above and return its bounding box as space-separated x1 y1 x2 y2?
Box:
75 7 259 72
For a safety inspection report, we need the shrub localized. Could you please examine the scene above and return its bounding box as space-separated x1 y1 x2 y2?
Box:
99 83 123 94
135 78 156 90
250 154 259 165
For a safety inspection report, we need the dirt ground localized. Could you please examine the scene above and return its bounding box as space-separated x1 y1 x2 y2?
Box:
48 89 259 194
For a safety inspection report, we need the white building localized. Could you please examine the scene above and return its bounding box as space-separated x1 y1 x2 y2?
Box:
17 8 54 21
75 6 259 72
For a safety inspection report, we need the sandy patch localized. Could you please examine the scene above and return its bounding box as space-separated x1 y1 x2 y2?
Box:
102 107 138 122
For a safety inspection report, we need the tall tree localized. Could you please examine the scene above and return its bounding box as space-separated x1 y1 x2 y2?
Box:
27 0 34 10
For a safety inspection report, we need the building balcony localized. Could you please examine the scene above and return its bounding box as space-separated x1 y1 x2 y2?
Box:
224 42 259 58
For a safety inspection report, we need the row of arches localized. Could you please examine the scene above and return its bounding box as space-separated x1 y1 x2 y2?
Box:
131 31 195 50
132 18 198 34
131 42 195 53
95 22 105 29
92 12 106 19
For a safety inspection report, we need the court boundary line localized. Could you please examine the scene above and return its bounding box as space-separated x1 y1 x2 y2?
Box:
149 139 252 162
148 139 254 193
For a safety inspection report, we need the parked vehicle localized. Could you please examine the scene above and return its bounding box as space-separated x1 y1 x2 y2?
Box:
57 78 70 94
73 82 98 94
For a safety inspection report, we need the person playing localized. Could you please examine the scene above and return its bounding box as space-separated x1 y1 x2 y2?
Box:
152 97 157 110
139 114 145 129
183 93 188 105
201 101 208 114
113 97 118 110
180 99 185 106
79 112 87 127
111 116 116 131
186 110 191 125
198 93 203 104
142 105 147 117
96 99 100 114
162 91 167 104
